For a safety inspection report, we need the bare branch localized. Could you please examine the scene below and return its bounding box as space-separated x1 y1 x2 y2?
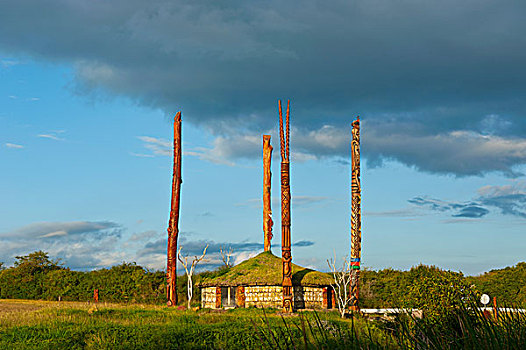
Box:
177 244 209 309
327 255 353 318
220 245 234 268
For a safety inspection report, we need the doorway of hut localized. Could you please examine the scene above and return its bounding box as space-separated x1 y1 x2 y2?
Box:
221 287 236 308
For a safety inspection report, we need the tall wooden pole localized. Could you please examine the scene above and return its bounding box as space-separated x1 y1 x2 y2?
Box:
279 100 293 313
263 135 274 252
350 116 361 311
167 111 182 306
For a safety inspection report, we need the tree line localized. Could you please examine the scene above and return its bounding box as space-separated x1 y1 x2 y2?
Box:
0 251 168 303
1 251 525 309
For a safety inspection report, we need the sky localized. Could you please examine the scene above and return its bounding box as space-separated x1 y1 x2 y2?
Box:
1 0 525 276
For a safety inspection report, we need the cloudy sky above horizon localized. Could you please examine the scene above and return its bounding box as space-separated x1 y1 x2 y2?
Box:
1 0 525 276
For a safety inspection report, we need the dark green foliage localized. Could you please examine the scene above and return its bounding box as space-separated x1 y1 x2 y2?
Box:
401 265 477 323
0 252 166 304
359 267 409 308
360 263 526 310
467 262 526 308
0 251 62 300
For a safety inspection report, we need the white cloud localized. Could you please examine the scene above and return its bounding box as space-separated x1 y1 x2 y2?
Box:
37 133 64 141
233 250 259 265
477 180 526 219
0 221 121 241
185 125 349 166
130 152 155 158
40 230 67 238
0 59 19 68
129 230 159 242
137 136 171 156
5 142 24 149
185 134 260 166
75 61 116 84
478 180 526 197
366 128 526 176
0 221 124 270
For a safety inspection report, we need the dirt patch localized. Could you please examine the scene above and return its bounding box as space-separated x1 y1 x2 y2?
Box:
0 301 45 313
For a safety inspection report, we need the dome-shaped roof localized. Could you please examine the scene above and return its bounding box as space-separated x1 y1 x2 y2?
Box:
198 251 333 287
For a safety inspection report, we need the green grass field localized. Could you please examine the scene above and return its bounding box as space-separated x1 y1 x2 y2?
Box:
0 299 395 349
4 298 526 349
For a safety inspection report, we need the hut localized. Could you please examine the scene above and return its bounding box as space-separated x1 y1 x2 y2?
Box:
198 251 335 310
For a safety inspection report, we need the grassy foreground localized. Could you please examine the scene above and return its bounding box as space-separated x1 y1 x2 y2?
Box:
4 299 526 349
0 299 394 349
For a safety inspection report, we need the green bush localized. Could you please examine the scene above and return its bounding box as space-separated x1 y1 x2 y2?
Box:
0 252 166 304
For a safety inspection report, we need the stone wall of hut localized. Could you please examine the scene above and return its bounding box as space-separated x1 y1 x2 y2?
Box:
245 286 283 308
201 287 216 309
201 285 331 309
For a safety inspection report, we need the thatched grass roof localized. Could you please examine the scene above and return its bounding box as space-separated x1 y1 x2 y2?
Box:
198 251 333 287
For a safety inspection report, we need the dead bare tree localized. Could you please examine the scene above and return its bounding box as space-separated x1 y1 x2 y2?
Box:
219 245 234 268
327 255 354 318
178 244 209 309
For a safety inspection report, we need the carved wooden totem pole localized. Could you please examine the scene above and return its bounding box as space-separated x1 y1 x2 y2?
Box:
263 135 274 252
350 117 362 311
167 111 182 306
279 100 293 313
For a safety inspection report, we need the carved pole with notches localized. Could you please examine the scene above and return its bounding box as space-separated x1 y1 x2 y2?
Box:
167 111 182 306
349 116 361 311
263 135 274 252
279 100 293 313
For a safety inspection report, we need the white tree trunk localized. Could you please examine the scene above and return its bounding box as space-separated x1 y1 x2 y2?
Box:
178 244 208 309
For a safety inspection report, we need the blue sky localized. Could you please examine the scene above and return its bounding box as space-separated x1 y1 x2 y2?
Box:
1 1 525 275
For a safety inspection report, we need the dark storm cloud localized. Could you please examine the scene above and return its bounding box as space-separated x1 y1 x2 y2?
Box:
452 206 490 218
478 182 526 218
293 240 315 247
138 238 261 257
2 1 526 175
481 194 526 218
409 197 490 218
410 181 526 219
408 197 451 212
139 237 315 258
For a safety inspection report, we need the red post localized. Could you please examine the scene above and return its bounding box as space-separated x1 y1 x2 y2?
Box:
215 287 222 309
167 112 182 306
236 286 246 308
